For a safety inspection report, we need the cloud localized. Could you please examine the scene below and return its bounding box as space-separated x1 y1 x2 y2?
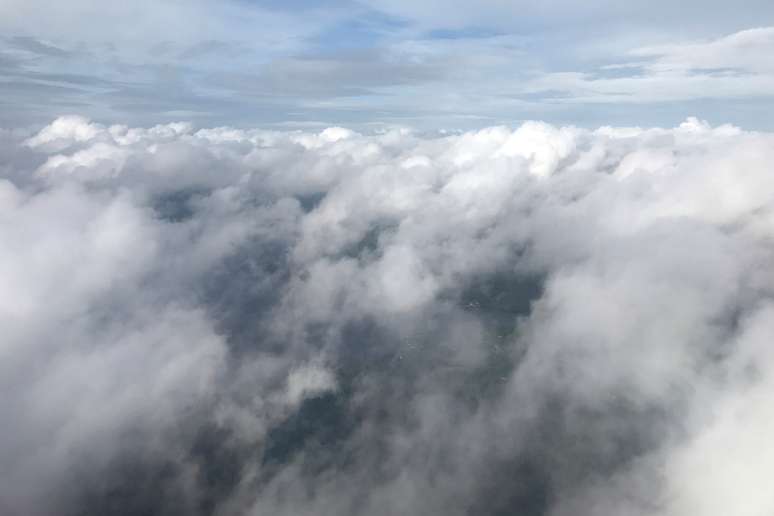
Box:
285 364 337 406
3 114 774 515
631 27 774 74
6 36 71 58
361 0 774 33
0 0 322 60
525 28 774 104
3 0 774 130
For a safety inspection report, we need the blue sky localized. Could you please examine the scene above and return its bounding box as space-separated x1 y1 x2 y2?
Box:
2 0 774 129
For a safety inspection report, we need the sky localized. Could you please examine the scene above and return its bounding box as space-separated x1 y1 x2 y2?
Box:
3 0 774 129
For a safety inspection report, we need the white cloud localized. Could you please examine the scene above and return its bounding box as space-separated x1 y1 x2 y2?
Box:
527 27 774 104
285 364 337 406
632 27 774 74
4 114 774 515
24 115 102 148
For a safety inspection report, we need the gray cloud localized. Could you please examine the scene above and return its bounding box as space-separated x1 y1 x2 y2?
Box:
3 114 774 515
6 36 71 58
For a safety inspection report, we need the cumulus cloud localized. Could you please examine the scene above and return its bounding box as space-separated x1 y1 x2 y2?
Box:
3 114 774 516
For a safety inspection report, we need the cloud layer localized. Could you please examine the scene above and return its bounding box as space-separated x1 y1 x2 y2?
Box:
3 0 774 129
2 115 774 515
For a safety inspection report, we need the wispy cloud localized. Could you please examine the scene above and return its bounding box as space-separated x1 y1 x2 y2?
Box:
2 2 774 128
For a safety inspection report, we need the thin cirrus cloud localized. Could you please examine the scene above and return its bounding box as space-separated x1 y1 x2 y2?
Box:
526 27 774 104
2 1 774 128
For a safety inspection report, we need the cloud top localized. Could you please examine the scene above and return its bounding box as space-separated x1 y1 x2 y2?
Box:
2 115 774 515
